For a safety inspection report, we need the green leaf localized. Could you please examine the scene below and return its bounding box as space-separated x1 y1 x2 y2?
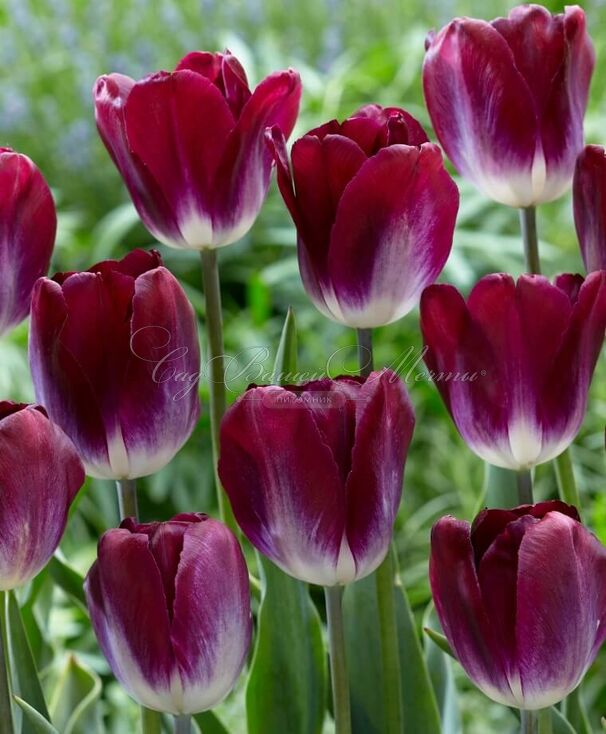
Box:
479 463 519 512
6 591 50 730
271 306 297 384
47 556 86 609
343 576 442 734
422 605 460 734
550 706 576 734
13 697 58 734
561 687 592 734
193 710 230 734
422 627 455 659
245 557 326 734
48 655 102 734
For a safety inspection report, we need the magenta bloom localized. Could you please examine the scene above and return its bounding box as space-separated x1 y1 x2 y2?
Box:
431 502 606 709
574 145 606 272
0 148 56 334
267 105 459 328
94 51 301 250
0 402 84 590
85 514 251 714
424 5 594 207
219 371 414 585
29 249 200 480
420 272 606 469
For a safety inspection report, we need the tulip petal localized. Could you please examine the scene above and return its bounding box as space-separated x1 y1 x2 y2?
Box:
171 519 251 713
574 145 606 272
219 386 347 585
345 371 414 576
327 143 458 328
85 530 180 713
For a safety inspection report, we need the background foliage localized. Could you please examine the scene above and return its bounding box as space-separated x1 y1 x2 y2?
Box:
1 0 606 732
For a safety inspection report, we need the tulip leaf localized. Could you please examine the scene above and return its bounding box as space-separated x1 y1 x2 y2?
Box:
550 707 576 734
245 556 327 734
423 627 455 660
47 556 87 609
6 591 51 730
479 463 519 511
561 688 592 734
343 574 442 734
271 306 297 384
48 654 102 734
13 697 59 734
193 711 229 734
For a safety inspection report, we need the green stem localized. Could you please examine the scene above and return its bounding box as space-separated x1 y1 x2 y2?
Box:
519 207 541 274
521 709 537 734
356 328 373 378
554 449 581 510
116 478 138 521
174 714 192 734
516 469 533 505
0 593 13 734
141 707 162 734
200 249 236 532
324 586 351 734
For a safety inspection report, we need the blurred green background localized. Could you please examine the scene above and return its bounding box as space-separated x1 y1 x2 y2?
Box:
1 0 606 732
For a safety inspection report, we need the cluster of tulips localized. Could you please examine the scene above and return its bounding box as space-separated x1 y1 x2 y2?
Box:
2 3 606 734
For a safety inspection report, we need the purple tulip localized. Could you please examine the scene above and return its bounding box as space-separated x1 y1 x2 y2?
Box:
574 145 606 272
420 272 606 470
29 249 200 480
85 513 251 714
0 402 84 590
0 148 56 335
218 371 414 586
267 104 459 328
423 5 594 207
431 502 606 709
94 51 301 250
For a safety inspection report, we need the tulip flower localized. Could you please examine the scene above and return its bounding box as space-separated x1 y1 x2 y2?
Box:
94 51 301 250
574 145 606 272
423 5 594 207
430 501 606 709
29 249 200 480
0 147 56 335
85 513 251 714
0 402 84 590
218 370 414 586
267 104 459 328
420 272 606 470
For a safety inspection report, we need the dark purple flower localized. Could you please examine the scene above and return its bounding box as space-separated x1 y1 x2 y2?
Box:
94 51 301 250
267 104 459 328
431 502 606 709
423 5 594 207
29 249 200 479
574 144 606 272
219 370 414 585
420 272 606 469
85 514 251 714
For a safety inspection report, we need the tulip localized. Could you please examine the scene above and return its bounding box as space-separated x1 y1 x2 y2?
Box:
29 248 200 480
267 104 459 328
430 501 606 709
420 272 606 470
574 145 606 272
0 402 84 590
84 513 251 714
94 51 301 250
423 5 594 207
218 370 414 586
0 148 56 335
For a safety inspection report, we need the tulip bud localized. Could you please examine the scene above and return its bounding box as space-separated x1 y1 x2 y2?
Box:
0 148 56 334
94 51 301 250
266 104 459 328
574 145 606 272
430 502 606 710
219 371 414 586
420 272 606 470
29 249 200 480
0 402 84 590
84 514 251 714
423 5 595 207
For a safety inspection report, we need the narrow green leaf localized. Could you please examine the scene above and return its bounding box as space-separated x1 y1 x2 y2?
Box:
6 591 50 729
48 655 102 734
271 306 297 384
422 605 460 734
561 687 592 734
193 710 230 734
479 463 518 512
141 707 163 734
47 556 86 609
13 698 58 734
550 706 576 734
422 628 455 659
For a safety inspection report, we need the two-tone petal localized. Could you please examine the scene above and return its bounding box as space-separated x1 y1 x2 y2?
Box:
574 145 606 271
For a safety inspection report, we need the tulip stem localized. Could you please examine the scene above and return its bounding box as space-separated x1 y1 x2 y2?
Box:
356 328 374 378
519 207 541 275
116 478 139 521
200 249 236 532
521 709 537 734
0 594 13 734
516 470 533 505
324 586 352 734
554 449 581 511
174 714 191 734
